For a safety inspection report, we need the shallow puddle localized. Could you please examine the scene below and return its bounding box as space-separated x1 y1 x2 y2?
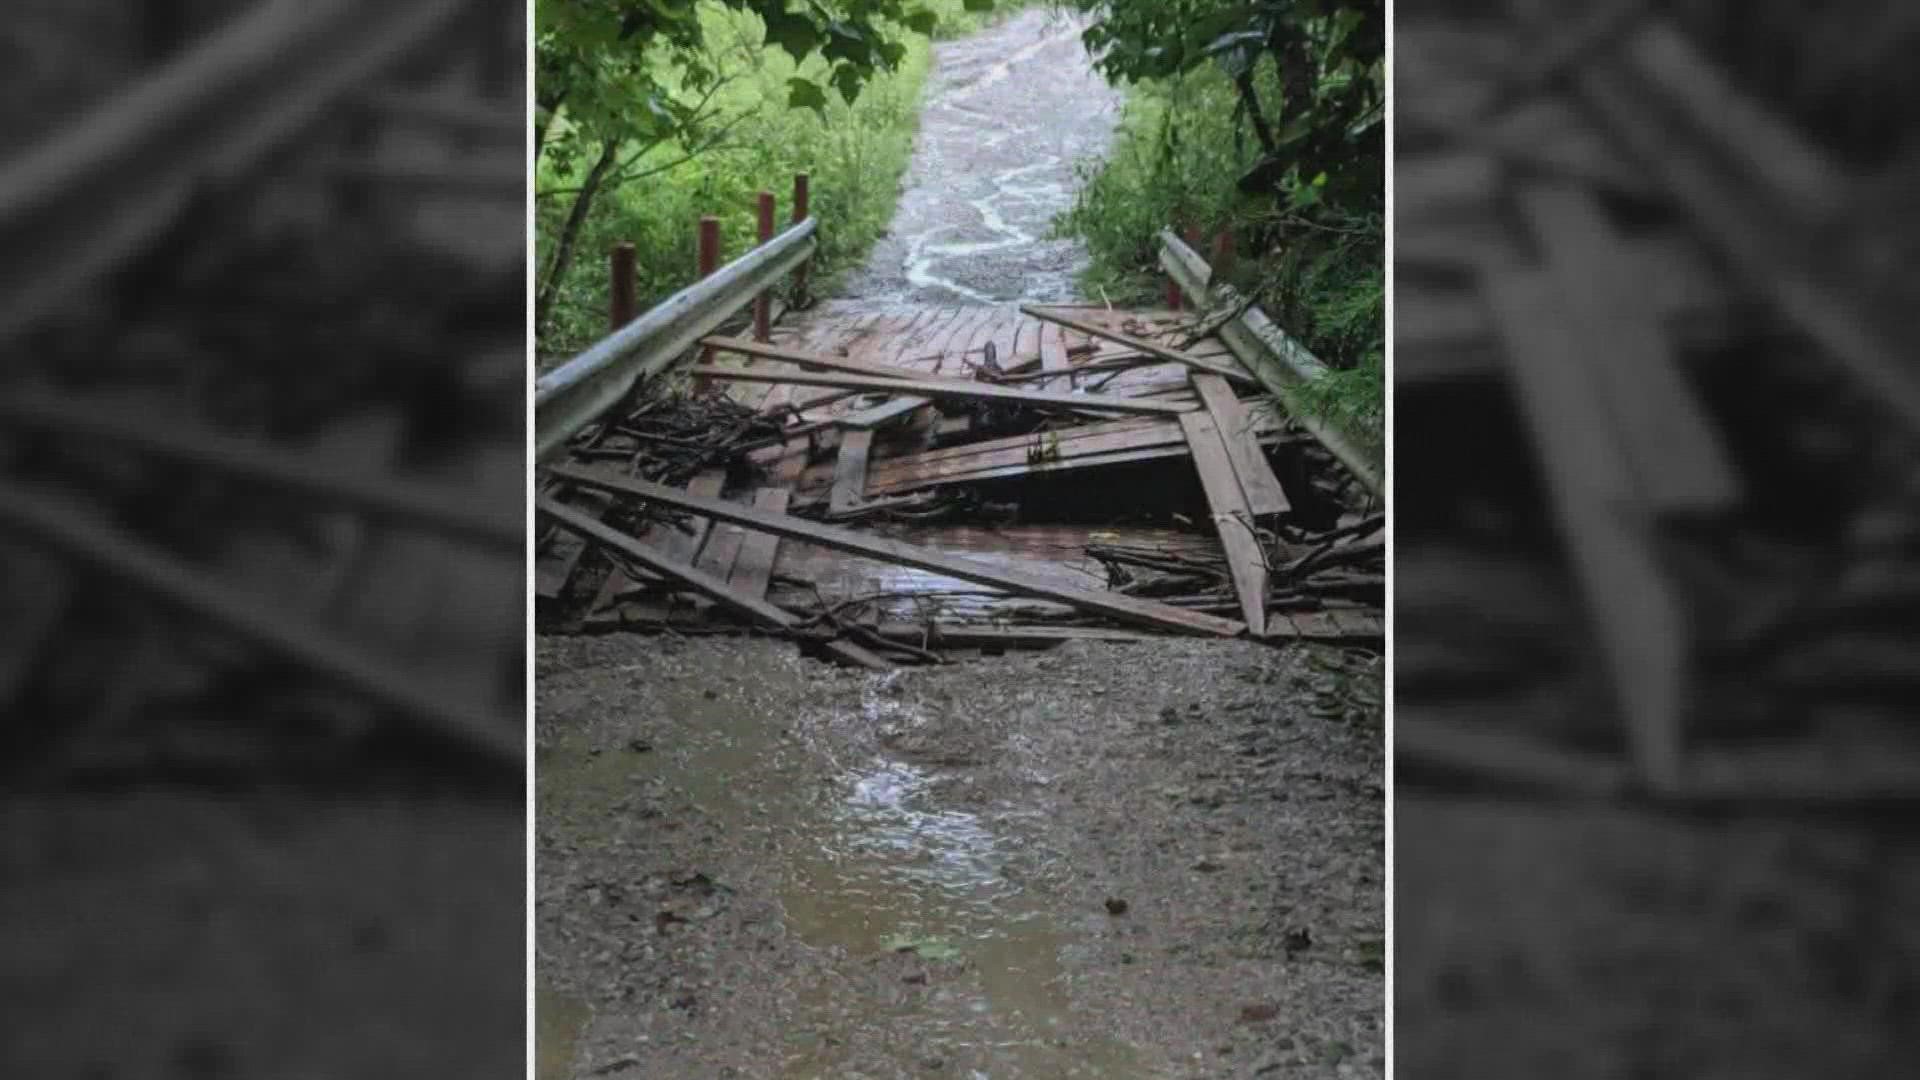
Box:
541 665 1151 1077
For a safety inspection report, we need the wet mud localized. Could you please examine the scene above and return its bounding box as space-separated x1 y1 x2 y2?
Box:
537 637 1383 1078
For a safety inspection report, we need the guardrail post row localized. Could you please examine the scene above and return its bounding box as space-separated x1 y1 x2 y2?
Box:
792 173 811 304
698 215 721 365
610 242 637 331
754 191 776 342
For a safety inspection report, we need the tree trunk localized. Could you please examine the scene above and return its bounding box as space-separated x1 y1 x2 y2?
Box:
534 138 620 341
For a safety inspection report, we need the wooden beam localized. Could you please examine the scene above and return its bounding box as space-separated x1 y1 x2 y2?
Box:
1019 305 1259 386
546 465 1247 638
867 623 1158 648
727 488 790 599
1189 373 1291 517
538 497 890 671
692 367 1194 417
702 334 925 382
1178 411 1270 635
830 430 874 515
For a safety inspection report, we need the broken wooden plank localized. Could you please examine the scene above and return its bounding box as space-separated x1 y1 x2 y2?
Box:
1019 305 1258 386
1483 266 1685 794
538 497 890 671
547 465 1247 638
1178 410 1270 635
865 414 1289 497
588 470 724 615
536 488 612 601
727 488 790 600
830 429 874 516
692 366 1194 417
1190 373 1290 517
657 470 728 563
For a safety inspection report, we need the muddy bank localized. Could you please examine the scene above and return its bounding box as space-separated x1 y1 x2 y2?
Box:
837 8 1121 306
537 635 1382 1078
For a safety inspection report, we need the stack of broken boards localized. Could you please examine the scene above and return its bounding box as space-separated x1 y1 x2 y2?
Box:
536 302 1382 666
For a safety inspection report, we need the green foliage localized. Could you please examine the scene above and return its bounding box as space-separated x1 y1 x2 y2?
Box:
1054 1 1381 441
537 3 973 362
1066 0 1382 212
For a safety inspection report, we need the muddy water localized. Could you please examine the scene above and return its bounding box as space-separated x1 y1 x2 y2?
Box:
539 658 1150 1078
837 8 1122 305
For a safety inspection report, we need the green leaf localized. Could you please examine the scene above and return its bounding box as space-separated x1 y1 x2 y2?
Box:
787 77 829 114
763 9 822 64
905 9 939 35
962 0 993 12
831 62 867 105
822 22 870 66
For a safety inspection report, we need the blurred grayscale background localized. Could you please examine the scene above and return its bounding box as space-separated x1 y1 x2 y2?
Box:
1396 0 1920 1076
0 1 525 1076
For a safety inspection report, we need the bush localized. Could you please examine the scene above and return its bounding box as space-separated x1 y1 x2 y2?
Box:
1054 60 1383 440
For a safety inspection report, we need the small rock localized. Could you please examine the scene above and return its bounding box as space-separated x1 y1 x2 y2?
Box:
1282 925 1312 955
703 689 719 699
902 972 927 985
1192 857 1225 873
626 739 652 753
1158 706 1182 725
1104 897 1129 916
920 1055 945 1071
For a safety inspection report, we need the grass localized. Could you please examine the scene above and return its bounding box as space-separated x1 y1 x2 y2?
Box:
1053 63 1383 443
535 0 1004 366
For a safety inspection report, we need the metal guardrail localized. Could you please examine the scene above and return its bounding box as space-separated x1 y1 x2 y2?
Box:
534 216 820 460
1157 229 1384 496
0 0 469 343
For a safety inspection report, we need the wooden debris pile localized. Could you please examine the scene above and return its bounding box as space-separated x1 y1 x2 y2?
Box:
537 302 1382 664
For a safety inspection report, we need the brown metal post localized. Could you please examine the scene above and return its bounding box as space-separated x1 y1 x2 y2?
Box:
610 243 637 331
698 216 721 365
1210 229 1236 284
754 191 776 342
792 173 812 305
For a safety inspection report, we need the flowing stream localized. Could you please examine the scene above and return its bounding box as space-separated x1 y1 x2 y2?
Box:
836 8 1122 306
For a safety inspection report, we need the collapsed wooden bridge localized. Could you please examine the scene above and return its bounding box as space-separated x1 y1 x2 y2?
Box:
536 202 1382 665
